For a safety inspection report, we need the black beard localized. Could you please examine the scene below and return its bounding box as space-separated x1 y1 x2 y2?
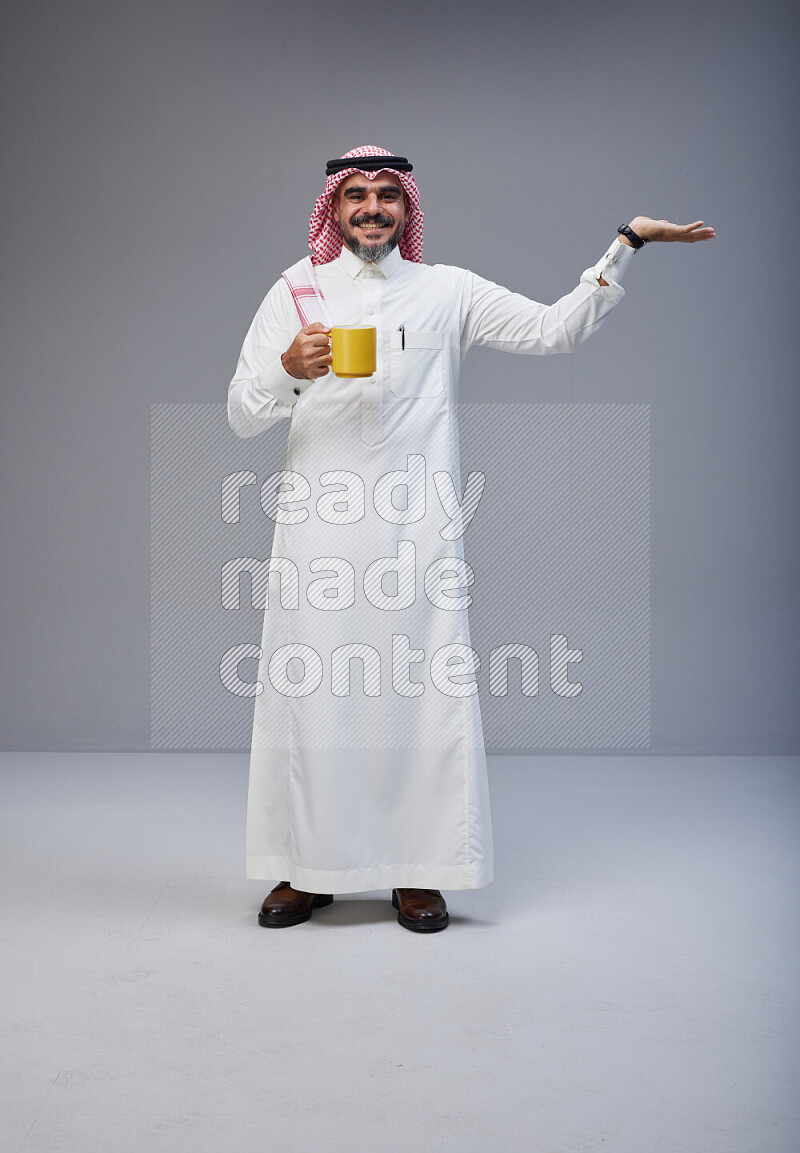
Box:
345 236 398 263
340 211 404 263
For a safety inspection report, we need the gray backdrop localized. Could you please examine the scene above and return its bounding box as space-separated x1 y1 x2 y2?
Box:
1 0 797 753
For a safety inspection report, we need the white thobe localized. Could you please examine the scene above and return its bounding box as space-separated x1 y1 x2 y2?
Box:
228 237 635 894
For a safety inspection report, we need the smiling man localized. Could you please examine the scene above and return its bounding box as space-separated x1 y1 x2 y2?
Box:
227 145 714 934
334 172 407 263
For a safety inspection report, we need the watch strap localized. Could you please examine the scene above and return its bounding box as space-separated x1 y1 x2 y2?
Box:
618 224 648 249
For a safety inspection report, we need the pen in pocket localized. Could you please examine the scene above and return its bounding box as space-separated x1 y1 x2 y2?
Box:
398 324 405 350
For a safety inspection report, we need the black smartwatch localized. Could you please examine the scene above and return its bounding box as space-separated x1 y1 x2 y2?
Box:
618 224 648 250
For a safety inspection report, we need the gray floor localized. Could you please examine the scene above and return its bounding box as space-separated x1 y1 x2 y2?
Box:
1 753 798 1153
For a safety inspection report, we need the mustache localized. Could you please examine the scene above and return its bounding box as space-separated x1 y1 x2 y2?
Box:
350 213 395 228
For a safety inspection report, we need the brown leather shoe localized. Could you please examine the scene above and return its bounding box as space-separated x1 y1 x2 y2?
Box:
258 881 334 927
391 888 449 933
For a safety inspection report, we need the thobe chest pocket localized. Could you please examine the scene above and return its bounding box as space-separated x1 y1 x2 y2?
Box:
389 330 445 398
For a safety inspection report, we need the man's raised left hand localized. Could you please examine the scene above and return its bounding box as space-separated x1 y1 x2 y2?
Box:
625 217 716 244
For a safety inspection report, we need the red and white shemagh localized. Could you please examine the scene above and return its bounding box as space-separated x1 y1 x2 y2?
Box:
308 145 423 267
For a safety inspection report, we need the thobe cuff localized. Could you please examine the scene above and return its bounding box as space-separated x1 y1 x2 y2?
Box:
590 236 636 287
256 354 316 406
227 364 297 439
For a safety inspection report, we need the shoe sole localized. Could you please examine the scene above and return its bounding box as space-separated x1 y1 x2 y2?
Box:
258 893 334 928
391 889 449 933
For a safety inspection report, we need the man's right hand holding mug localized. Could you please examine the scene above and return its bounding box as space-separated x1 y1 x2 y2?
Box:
281 323 332 380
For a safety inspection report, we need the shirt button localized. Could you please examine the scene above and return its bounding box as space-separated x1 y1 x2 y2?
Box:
293 387 301 395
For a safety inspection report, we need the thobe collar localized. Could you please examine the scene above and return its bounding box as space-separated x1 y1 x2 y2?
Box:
336 244 404 280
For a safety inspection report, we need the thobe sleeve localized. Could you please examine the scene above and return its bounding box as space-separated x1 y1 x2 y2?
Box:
461 238 635 355
227 278 311 439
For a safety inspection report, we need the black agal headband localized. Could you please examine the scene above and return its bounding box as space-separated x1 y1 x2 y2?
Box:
325 154 413 176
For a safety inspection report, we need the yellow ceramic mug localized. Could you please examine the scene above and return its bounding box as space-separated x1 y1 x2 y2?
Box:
330 325 377 378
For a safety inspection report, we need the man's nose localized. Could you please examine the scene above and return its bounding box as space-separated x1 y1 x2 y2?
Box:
364 192 381 214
